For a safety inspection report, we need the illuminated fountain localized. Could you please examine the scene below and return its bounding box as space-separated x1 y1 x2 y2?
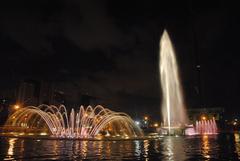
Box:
3 105 143 139
185 119 218 135
159 30 188 135
195 119 218 134
159 30 219 135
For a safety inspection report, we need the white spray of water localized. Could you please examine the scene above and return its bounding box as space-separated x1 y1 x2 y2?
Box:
160 30 188 132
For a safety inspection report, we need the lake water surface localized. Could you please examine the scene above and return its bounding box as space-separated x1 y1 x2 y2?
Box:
1 133 240 160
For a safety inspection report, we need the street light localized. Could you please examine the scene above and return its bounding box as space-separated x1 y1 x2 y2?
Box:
201 116 206 120
135 121 140 126
14 104 20 110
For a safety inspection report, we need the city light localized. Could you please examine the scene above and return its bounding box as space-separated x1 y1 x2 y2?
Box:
14 104 20 110
144 116 148 120
153 123 159 127
201 116 206 120
135 121 140 126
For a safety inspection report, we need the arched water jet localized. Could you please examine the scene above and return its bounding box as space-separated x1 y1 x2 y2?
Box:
4 105 143 139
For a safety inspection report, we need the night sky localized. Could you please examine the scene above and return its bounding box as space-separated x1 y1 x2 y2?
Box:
0 1 239 119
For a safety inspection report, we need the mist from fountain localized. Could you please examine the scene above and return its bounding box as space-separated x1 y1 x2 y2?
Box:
159 30 188 132
4 105 143 139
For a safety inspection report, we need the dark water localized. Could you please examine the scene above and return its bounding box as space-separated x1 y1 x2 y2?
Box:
1 133 240 160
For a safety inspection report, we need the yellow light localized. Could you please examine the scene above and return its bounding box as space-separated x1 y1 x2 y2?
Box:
40 132 48 136
19 132 25 136
203 134 208 139
14 104 20 110
233 122 237 126
201 116 206 120
154 123 159 127
144 116 148 120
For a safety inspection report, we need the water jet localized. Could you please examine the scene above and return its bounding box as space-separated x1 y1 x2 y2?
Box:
2 105 143 139
159 30 188 135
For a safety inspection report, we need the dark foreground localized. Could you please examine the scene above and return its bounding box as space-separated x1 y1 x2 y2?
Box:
1 133 240 160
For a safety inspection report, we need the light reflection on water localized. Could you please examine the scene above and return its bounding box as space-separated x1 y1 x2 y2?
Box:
7 138 16 156
1 134 240 160
234 133 240 159
202 135 210 160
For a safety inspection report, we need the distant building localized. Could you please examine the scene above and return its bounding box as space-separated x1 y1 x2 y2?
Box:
38 81 54 105
187 107 224 123
52 90 65 105
17 80 56 106
17 80 40 105
79 94 99 106
0 98 10 125
16 80 102 107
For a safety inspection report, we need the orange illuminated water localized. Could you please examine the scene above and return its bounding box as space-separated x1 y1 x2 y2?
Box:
3 105 143 139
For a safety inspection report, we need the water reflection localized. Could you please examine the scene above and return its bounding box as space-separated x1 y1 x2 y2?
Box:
134 140 141 156
0 134 239 160
143 139 149 158
5 138 17 160
79 141 88 158
234 133 240 159
161 136 187 161
95 141 103 157
7 138 16 156
163 137 174 160
202 135 211 160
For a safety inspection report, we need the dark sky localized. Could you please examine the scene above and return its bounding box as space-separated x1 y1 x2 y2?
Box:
0 1 239 118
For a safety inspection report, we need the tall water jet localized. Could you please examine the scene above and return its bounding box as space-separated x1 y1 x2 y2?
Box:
159 30 188 133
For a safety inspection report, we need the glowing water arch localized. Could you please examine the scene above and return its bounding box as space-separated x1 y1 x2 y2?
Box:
5 105 143 138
